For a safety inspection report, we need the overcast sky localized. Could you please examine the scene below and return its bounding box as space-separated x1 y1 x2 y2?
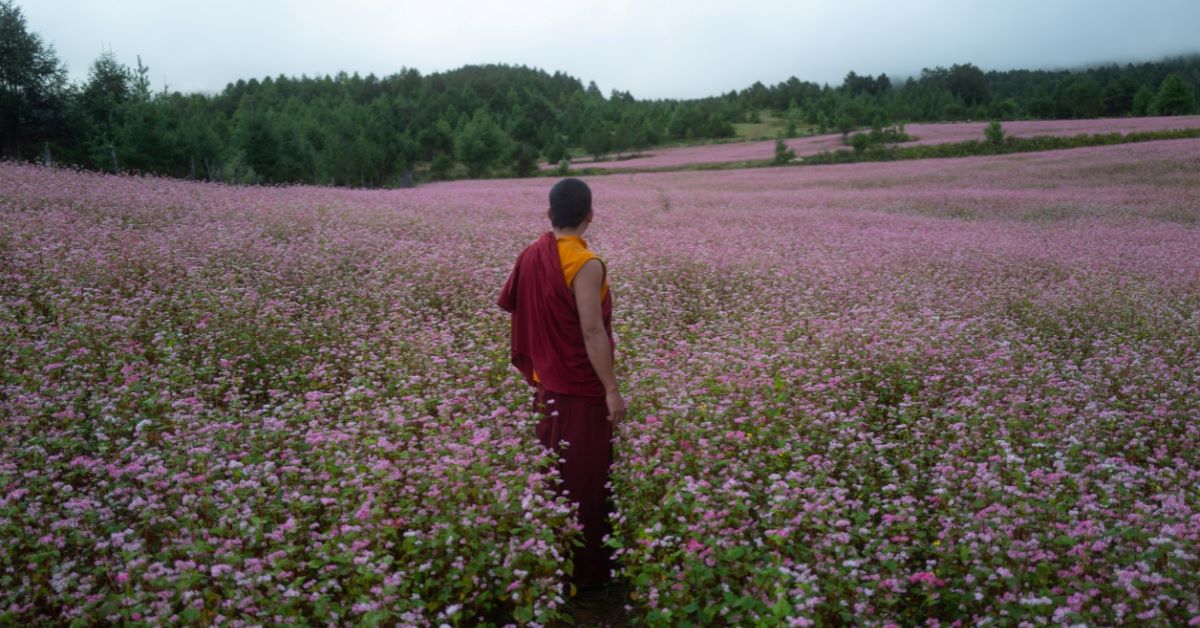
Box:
20 0 1200 100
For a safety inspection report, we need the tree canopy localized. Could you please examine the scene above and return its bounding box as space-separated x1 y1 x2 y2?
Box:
3 0 1198 186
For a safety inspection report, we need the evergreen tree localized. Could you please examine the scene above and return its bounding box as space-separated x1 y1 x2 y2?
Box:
772 138 795 164
1153 74 1197 115
455 108 509 177
946 63 988 106
1057 76 1104 118
705 112 735 138
582 121 612 161
0 0 69 159
428 152 454 180
417 118 454 161
849 132 870 156
1131 85 1155 116
984 121 1005 146
1102 76 1137 116
6 9 1200 187
835 112 854 144
512 142 538 177
543 134 567 165
234 98 280 181
80 52 133 171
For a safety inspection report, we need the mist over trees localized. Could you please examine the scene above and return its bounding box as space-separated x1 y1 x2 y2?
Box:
2 0 1198 186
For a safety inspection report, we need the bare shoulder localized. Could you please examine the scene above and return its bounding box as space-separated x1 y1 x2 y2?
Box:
575 258 604 285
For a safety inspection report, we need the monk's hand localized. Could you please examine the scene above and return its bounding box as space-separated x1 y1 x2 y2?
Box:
606 389 626 424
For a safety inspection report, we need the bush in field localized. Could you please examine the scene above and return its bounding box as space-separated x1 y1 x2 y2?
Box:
984 120 1005 146
773 139 796 164
849 132 870 156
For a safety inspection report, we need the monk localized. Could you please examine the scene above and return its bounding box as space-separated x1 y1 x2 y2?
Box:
497 177 625 592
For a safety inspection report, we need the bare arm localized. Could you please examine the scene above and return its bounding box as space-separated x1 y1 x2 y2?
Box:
574 259 625 422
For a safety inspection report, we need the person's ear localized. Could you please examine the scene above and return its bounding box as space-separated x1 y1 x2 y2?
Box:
547 208 554 222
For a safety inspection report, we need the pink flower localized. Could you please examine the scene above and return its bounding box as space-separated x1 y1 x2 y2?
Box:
908 572 945 587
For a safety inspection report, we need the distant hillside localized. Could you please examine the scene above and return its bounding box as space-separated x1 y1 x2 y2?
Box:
2 1 1197 185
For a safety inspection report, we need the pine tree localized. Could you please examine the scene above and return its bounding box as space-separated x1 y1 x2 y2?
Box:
0 0 69 159
1153 74 1197 116
1131 86 1155 116
455 108 510 177
772 138 795 165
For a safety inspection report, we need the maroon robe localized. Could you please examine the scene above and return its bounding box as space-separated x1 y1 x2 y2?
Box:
497 231 614 396
498 231 616 588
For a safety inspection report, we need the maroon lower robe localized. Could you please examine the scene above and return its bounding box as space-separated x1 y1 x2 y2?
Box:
498 231 616 588
533 384 615 588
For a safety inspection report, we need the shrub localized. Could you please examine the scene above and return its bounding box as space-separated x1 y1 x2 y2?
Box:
850 133 871 156
984 121 1005 146
773 139 796 165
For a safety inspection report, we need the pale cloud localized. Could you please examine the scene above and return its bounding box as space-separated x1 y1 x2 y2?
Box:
20 0 1200 99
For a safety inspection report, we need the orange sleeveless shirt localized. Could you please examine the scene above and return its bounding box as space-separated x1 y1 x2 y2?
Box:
532 235 608 384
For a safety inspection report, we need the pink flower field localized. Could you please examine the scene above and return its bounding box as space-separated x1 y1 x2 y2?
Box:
555 114 1200 171
2 138 1200 625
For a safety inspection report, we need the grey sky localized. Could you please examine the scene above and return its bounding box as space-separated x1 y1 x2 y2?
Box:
20 0 1200 100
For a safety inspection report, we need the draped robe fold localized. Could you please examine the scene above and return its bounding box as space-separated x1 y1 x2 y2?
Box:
498 231 616 587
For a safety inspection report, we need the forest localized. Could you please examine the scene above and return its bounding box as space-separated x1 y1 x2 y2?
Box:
2 0 1198 186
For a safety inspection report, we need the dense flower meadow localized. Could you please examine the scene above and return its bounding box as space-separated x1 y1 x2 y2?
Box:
3 137 1200 625
558 114 1200 171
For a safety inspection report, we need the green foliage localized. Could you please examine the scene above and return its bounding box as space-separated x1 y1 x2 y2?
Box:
836 114 856 144
7 3 1200 185
542 135 567 165
1102 76 1137 116
416 119 453 161
0 0 69 160
705 112 735 138
511 142 538 178
614 111 655 156
1131 86 1155 116
801 127 1200 166
79 51 133 170
849 132 870 156
455 108 510 177
1154 73 1197 115
772 139 796 165
583 121 613 161
1058 76 1104 119
945 63 988 106
991 98 1018 120
984 120 1005 146
428 153 454 180
785 117 798 138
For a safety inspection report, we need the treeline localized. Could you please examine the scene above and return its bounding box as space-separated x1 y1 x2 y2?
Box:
754 60 1200 137
2 0 1198 186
